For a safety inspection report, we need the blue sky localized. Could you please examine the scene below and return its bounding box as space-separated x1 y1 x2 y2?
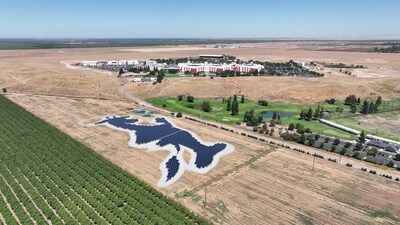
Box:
0 0 399 38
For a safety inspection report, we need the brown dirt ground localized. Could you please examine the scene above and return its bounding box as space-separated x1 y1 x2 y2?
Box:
7 94 400 225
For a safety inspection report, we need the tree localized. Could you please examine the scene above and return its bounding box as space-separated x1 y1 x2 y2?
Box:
299 133 306 144
368 147 378 157
226 98 231 111
368 102 374 113
269 120 276 127
387 160 395 168
244 109 258 126
176 112 182 118
299 110 305 120
296 123 305 134
308 136 315 146
344 94 357 105
201 100 212 112
325 98 336 104
350 105 357 113
187 95 194 103
231 95 239 115
272 112 277 120
306 108 313 121
319 106 324 118
361 100 369 114
359 130 366 143
240 95 245 103
118 68 124 77
258 100 268 106
357 97 361 104
178 95 183 101
355 142 363 150
395 154 400 161
340 148 347 155
156 74 163 83
288 123 295 131
376 96 382 107
2 88 7 93
243 111 249 122
333 138 341 145
313 106 320 119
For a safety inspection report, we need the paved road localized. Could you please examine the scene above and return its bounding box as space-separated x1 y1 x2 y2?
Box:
118 82 400 181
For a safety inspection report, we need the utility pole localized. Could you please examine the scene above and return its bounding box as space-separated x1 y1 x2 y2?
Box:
339 154 342 163
312 155 316 171
204 184 207 207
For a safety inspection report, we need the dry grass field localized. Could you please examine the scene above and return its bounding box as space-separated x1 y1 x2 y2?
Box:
1 43 400 103
6 94 400 225
2 42 400 224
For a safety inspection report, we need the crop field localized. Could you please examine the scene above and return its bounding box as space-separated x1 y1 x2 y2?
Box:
147 97 357 139
0 95 209 225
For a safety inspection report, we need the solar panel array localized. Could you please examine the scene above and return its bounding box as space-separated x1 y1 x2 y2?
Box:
96 116 228 181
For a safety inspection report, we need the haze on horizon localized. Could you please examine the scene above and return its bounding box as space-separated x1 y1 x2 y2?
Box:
1 0 400 39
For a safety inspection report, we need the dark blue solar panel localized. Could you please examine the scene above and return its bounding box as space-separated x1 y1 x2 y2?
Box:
157 131 226 168
134 110 146 114
165 156 179 181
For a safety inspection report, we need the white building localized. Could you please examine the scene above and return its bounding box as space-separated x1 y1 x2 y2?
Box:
81 61 98 67
177 61 264 74
127 60 139 65
132 77 157 83
145 60 157 70
294 61 310 68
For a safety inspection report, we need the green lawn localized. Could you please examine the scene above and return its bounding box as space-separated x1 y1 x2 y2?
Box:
147 97 357 139
163 73 189 78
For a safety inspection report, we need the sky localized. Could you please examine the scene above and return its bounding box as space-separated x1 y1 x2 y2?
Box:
0 0 400 39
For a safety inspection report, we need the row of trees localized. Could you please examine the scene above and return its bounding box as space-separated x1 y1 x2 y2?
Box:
299 106 323 121
360 96 382 114
325 63 365 69
373 44 400 53
224 95 240 115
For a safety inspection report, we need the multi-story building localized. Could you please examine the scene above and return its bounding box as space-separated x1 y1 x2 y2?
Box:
177 61 264 74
